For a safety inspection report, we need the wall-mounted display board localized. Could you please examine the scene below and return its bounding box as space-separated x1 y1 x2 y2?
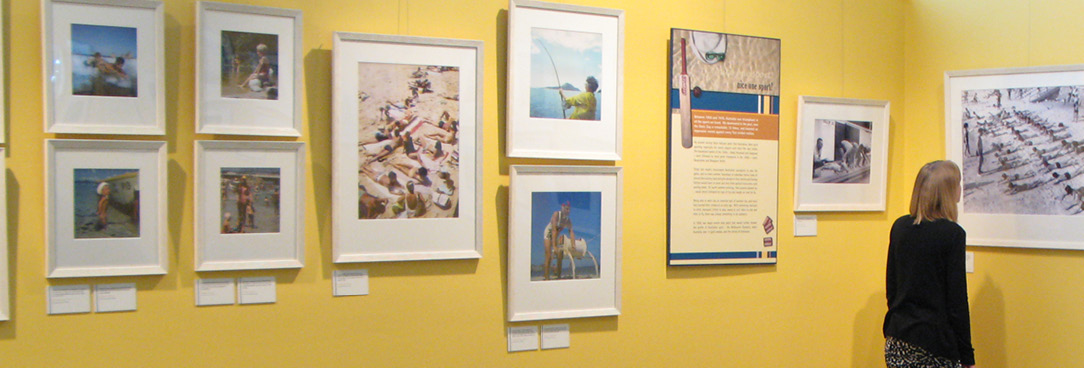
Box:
195 141 305 271
794 96 890 212
196 1 303 136
508 165 622 322
0 151 8 321
331 32 483 262
667 29 780 265
46 140 168 278
42 0 165 135
946 64 1084 249
505 0 623 161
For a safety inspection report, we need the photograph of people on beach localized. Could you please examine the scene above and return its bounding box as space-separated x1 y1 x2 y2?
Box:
71 23 137 97
221 30 278 100
530 191 602 281
811 119 872 184
529 28 602 121
960 85 1084 215
74 168 139 239
220 167 280 234
356 62 460 220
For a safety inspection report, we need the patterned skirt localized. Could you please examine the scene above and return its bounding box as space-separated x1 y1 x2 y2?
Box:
884 336 962 368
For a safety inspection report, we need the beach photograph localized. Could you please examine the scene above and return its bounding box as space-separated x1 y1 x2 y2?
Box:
221 30 279 100
530 191 602 281
960 85 1084 215
529 27 602 121
811 119 873 184
220 167 280 234
71 23 138 97
356 62 460 220
74 168 140 239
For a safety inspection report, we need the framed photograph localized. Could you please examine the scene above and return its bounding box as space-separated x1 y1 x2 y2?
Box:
508 165 622 322
46 140 167 278
0 6 5 144
794 96 889 212
195 141 305 271
506 0 623 160
42 0 165 135
0 151 8 321
331 32 482 262
946 64 1084 249
196 1 302 136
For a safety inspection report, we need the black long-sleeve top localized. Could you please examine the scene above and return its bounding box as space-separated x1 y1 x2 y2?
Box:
883 215 975 365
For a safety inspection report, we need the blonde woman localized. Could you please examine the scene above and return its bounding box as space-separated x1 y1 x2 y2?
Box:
884 160 976 368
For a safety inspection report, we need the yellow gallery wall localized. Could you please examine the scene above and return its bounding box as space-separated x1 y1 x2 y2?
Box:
905 1 1084 367
5 0 1071 366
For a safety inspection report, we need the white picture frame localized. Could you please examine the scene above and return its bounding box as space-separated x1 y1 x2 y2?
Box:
194 141 305 271
331 32 483 262
42 0 165 135
506 0 623 161
508 165 622 322
0 150 9 321
46 140 167 278
196 1 302 136
794 96 890 212
0 6 5 144
946 64 1084 249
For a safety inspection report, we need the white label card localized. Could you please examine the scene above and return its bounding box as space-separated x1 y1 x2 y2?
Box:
794 214 817 237
238 277 276 305
333 269 369 296
95 283 137 313
507 326 539 352
196 278 235 306
966 251 974 273
47 284 91 315
541 324 571 349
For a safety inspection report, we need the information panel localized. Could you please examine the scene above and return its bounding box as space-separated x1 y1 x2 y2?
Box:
668 29 780 265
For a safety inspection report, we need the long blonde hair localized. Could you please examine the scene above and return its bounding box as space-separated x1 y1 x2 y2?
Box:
909 160 961 224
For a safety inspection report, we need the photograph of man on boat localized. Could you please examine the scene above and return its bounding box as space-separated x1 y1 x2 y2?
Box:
74 168 140 239
221 30 279 100
71 24 138 97
529 28 602 121
220 168 280 234
355 62 460 220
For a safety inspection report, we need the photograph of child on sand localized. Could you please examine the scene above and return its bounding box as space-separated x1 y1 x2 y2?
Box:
529 28 602 121
811 119 873 184
71 23 137 97
356 62 460 220
220 168 280 234
74 168 139 239
960 85 1084 216
530 191 602 281
221 30 278 100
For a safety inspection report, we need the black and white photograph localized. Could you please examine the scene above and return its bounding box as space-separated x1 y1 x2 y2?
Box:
960 85 1084 215
794 96 889 212
812 119 873 184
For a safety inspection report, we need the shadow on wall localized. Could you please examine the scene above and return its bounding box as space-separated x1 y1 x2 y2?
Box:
972 275 1006 368
852 291 887 367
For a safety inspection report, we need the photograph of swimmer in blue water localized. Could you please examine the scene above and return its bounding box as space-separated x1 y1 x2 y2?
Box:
71 23 138 97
